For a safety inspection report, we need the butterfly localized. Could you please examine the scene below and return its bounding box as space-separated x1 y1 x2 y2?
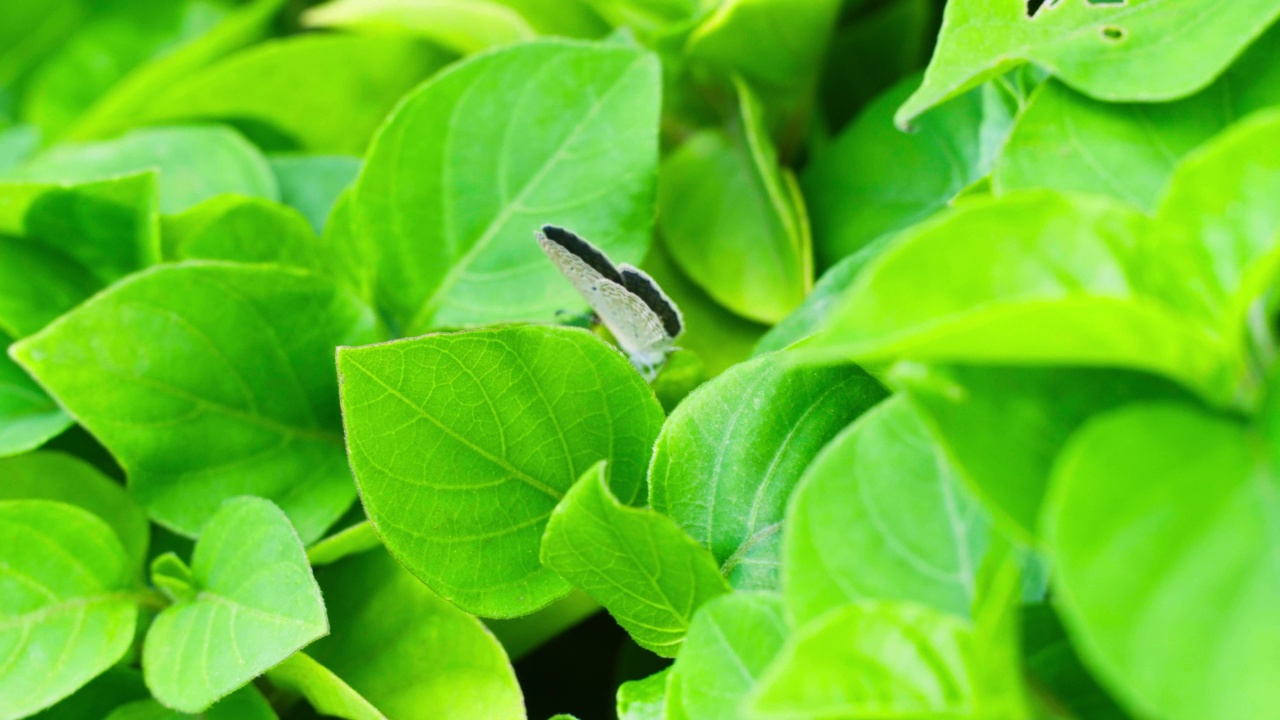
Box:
536 225 683 380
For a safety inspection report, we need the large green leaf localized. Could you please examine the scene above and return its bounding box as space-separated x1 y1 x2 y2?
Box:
161 195 323 271
1044 403 1280 720
753 241 882 356
19 0 229 138
15 125 277 213
0 172 159 337
0 452 149 569
650 353 885 590
308 548 524 719
62 0 286 142
665 592 789 720
302 0 536 55
745 601 977 719
805 191 1235 401
352 39 660 334
901 364 1191 540
541 462 731 656
0 500 137 720
1150 109 1280 344
143 497 327 712
896 0 1280 127
0 332 71 456
137 35 453 155
11 262 380 542
993 22 1280 211
659 80 810 324
803 75 1013 268
337 325 664 617
785 395 990 623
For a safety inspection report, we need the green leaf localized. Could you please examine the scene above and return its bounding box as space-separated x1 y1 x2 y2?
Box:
104 686 277 720
266 652 384 720
62 0 286 143
12 262 381 542
753 241 882 356
896 0 1280 127
137 35 454 155
268 155 360 235
785 395 989 623
0 451 149 569
1021 603 1131 720
658 80 810 324
303 0 536 55
650 354 885 590
338 324 664 617
308 548 525 719
1044 403 1280 720
0 500 137 719
160 195 323 270
353 39 660 334
666 592 788 720
900 363 1191 540
143 496 327 712
541 462 731 657
805 191 1235 401
0 332 71 456
745 601 977 719
0 172 159 336
28 666 148 720
15 125 278 213
306 521 381 567
617 668 669 720
685 0 841 101
1151 108 1280 343
803 76 1012 267
20 0 229 138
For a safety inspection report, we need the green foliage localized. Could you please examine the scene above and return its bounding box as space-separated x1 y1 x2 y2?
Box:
352 39 660 334
898 0 1280 126
650 354 885 590
307 548 524 719
0 501 136 719
338 325 664 617
541 462 730 656
785 396 990 623
5 1 1280 717
142 497 327 711
12 262 380 542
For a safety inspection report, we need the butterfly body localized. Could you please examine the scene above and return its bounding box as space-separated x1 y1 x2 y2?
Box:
536 225 682 379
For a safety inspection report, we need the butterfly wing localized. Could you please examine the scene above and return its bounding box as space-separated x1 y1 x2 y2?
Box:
536 228 675 364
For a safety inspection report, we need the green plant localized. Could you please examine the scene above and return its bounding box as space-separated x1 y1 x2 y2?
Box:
2 0 1279 718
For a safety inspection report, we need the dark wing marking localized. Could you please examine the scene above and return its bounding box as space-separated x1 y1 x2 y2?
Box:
619 264 682 339
540 225 624 285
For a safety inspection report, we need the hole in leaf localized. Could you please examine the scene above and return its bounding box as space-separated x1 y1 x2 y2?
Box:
1026 0 1053 17
1100 25 1127 41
